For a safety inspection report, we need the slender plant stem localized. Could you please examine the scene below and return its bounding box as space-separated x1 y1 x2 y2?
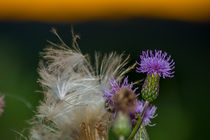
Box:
139 125 143 139
127 101 150 140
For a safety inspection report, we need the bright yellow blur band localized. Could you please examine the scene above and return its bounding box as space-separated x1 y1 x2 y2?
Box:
0 0 209 22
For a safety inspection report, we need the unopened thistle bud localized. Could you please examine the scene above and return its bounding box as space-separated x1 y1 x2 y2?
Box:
136 50 175 101
113 112 131 137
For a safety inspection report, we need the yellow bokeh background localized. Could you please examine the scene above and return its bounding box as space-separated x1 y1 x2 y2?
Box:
0 0 209 22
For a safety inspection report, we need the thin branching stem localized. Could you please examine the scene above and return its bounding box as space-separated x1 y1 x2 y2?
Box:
128 101 150 140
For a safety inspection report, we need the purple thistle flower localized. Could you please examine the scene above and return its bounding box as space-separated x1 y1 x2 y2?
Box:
132 100 157 126
136 50 175 78
104 77 138 114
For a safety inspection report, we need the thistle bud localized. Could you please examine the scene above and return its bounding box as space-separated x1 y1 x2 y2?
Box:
113 112 131 137
141 73 160 102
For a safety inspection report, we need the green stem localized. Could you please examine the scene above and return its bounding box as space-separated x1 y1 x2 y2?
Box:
139 125 143 139
127 101 150 140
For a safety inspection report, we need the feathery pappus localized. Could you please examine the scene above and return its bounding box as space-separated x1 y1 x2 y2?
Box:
29 28 133 140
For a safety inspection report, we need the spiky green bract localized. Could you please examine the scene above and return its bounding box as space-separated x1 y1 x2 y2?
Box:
141 73 160 102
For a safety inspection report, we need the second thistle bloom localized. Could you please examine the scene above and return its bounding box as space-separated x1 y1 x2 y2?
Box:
104 77 138 114
132 100 157 126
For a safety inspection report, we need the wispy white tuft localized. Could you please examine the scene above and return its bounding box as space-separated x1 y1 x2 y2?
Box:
29 28 132 140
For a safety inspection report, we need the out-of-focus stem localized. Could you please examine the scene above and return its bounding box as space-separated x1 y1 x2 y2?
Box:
128 101 149 140
119 135 125 140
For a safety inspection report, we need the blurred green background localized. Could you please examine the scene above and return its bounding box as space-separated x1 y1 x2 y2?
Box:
0 19 209 140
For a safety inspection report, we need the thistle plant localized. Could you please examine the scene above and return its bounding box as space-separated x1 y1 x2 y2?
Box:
28 29 175 140
127 50 175 140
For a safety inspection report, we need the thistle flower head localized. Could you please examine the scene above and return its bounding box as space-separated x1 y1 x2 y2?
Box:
136 50 175 78
132 100 157 126
0 95 5 116
104 77 138 114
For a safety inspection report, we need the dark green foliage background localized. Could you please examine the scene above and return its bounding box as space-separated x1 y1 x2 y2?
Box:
0 19 209 139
